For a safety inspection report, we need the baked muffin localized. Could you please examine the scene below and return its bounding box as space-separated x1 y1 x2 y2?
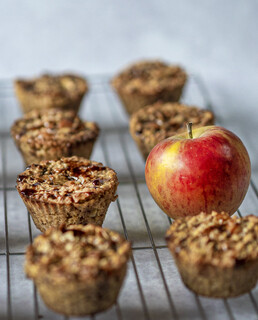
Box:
111 60 187 115
11 109 99 166
15 73 88 113
166 212 258 298
16 156 118 232
25 224 131 316
130 102 214 159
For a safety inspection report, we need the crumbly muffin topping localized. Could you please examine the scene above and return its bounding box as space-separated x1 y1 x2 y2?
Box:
130 102 214 144
11 109 99 152
166 212 258 268
15 73 87 97
16 156 118 204
112 60 187 94
26 224 131 281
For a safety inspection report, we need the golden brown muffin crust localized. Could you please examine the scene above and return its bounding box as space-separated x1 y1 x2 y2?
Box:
166 212 258 268
130 102 214 145
112 60 187 95
15 73 87 98
129 102 214 159
11 109 99 153
26 224 131 282
16 156 118 204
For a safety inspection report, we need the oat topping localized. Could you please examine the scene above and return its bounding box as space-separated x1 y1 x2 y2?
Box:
16 73 87 97
112 60 187 94
166 212 258 268
11 109 99 152
26 224 131 280
16 156 118 204
130 102 214 146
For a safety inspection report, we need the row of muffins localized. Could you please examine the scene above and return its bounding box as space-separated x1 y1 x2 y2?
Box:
15 61 187 115
13 73 129 316
11 61 258 316
13 60 214 163
12 61 214 234
11 98 215 163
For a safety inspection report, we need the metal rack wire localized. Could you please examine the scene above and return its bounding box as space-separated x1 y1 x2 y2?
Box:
0 74 257 320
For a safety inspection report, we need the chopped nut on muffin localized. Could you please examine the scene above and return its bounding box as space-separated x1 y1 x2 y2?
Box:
15 73 88 113
166 212 258 298
130 102 214 159
25 224 131 316
11 109 99 165
16 156 119 231
111 60 187 115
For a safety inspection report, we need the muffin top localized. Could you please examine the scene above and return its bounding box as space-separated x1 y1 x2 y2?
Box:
11 109 99 151
16 156 118 204
112 60 187 94
25 224 131 281
130 102 214 146
166 212 258 268
15 73 88 98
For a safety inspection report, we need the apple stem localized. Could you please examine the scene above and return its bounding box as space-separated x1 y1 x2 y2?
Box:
187 122 193 139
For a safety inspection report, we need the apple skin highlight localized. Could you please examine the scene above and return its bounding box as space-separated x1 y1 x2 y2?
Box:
145 126 251 219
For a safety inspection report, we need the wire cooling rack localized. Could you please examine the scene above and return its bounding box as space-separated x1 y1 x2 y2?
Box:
0 74 257 320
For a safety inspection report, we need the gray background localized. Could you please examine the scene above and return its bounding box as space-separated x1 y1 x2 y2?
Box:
1 0 257 167
0 1 257 80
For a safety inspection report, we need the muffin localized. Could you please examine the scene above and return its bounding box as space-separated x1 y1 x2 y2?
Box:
16 156 119 232
130 102 214 159
25 224 131 316
11 109 99 166
166 212 258 298
15 73 88 113
111 60 187 115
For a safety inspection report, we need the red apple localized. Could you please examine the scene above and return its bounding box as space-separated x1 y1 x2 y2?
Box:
145 125 251 219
